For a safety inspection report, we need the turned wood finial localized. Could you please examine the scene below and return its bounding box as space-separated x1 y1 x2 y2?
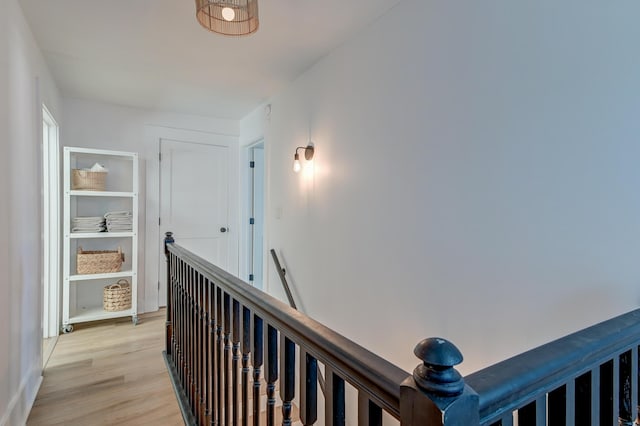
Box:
164 231 174 256
412 337 465 396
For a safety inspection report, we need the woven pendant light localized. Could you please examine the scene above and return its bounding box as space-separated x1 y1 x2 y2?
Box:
195 0 259 36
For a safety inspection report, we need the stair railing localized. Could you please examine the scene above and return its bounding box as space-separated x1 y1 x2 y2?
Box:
164 232 640 425
269 249 297 310
463 309 640 425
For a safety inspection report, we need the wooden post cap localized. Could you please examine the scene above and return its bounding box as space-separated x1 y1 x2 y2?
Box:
413 338 465 397
164 232 174 256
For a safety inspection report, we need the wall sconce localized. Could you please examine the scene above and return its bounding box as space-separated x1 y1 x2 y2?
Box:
293 144 314 173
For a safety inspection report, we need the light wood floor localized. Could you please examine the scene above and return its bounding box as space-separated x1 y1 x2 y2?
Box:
28 310 183 426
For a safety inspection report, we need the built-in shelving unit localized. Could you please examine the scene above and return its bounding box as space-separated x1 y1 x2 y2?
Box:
62 147 139 333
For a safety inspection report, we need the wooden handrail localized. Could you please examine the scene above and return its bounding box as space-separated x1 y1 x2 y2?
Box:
167 241 408 417
164 231 640 425
465 309 640 424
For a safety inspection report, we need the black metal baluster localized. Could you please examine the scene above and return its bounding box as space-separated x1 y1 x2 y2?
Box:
241 307 251 426
180 263 187 408
180 260 187 397
216 286 223 426
182 264 188 407
232 299 241 426
636 346 640 426
175 259 181 384
357 392 381 426
325 367 345 426
194 270 202 423
203 278 211 426
207 279 215 426
178 259 184 389
183 264 190 410
199 272 206 425
172 255 179 369
299 350 317 425
172 253 177 358
266 325 278 426
165 241 173 356
189 266 197 418
280 336 295 426
192 267 198 418
224 293 231 426
252 315 263 426
614 355 621 425
620 350 633 425
167 252 174 355
591 366 600 426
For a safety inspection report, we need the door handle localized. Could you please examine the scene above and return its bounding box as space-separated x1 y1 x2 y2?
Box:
220 227 228 233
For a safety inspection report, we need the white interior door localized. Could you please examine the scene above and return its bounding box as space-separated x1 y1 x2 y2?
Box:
159 138 229 306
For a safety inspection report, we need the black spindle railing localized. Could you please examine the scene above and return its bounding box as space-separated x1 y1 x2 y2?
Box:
163 232 640 426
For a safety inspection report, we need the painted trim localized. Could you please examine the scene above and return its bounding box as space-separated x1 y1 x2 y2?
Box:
163 351 197 425
0 365 43 426
42 104 60 338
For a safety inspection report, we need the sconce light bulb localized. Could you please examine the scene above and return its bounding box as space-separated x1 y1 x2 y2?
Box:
221 7 235 21
293 153 301 173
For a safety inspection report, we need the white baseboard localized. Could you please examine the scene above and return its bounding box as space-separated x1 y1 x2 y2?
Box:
0 364 42 426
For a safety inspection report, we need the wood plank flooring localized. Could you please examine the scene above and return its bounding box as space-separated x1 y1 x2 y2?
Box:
28 310 183 426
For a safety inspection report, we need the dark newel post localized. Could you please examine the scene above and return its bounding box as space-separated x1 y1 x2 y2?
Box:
164 231 175 355
400 338 479 426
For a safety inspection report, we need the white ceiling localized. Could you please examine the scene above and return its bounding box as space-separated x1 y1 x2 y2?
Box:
19 0 403 119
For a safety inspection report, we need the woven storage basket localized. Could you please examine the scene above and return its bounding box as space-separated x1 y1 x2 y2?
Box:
103 279 132 312
71 169 107 191
77 246 124 274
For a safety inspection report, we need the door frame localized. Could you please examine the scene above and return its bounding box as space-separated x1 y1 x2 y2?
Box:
247 139 268 289
239 138 268 290
144 126 239 312
42 104 60 338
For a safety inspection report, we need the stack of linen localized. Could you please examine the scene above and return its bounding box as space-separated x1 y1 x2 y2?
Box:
71 216 106 233
104 211 133 232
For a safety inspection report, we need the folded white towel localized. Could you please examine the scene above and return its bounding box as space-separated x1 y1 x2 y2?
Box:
72 227 106 233
104 211 132 219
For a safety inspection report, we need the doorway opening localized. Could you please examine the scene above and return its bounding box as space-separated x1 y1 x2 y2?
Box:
247 141 265 289
42 104 60 364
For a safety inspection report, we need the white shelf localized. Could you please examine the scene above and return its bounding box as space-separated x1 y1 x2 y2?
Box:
70 306 135 323
63 147 139 330
69 190 136 197
64 146 138 158
69 270 134 282
70 232 134 239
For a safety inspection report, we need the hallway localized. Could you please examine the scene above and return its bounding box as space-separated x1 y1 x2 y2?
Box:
27 310 182 425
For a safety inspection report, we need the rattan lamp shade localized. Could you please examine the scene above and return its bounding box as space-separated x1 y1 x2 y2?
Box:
195 0 259 36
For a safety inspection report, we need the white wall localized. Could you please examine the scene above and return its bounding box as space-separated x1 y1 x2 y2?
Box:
61 98 240 312
241 0 640 375
0 0 61 423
